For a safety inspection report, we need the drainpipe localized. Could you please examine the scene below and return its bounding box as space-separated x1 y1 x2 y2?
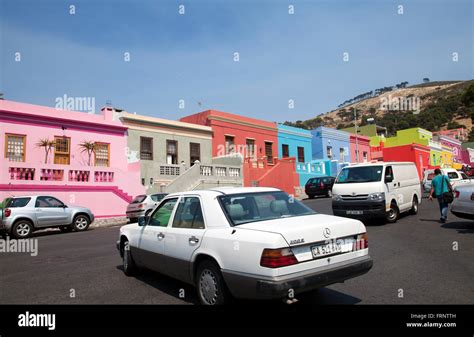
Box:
354 108 359 163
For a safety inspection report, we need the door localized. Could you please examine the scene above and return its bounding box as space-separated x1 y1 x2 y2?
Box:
34 196 69 227
163 196 206 283
136 198 178 272
384 165 398 206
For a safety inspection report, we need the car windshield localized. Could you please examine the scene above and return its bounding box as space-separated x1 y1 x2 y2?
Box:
131 195 147 204
218 191 316 226
336 166 383 184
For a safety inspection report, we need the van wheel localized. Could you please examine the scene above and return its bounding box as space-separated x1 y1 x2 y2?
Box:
410 197 419 215
72 215 90 232
11 220 33 239
196 260 231 305
386 202 399 223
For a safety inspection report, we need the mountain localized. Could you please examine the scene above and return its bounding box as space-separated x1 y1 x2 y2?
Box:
285 80 474 138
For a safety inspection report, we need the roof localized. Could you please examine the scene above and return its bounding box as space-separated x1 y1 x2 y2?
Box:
120 112 212 133
166 186 280 197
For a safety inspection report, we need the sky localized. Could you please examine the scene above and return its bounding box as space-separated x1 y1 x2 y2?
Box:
1 0 473 123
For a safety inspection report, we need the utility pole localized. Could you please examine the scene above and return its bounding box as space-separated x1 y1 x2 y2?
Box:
354 108 359 163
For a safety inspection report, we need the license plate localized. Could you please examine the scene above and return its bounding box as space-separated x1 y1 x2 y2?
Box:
311 241 342 258
346 210 363 215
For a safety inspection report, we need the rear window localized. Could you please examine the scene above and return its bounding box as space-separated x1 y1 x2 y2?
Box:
151 194 167 202
447 172 460 179
307 178 319 184
426 173 435 181
131 195 147 204
6 197 31 208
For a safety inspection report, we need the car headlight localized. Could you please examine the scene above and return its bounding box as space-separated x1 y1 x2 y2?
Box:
332 194 342 201
368 192 385 201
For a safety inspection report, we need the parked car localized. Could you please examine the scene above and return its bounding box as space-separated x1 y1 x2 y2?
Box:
305 176 336 198
126 193 168 223
332 162 421 223
451 185 474 220
0 195 94 239
422 168 471 193
117 187 373 305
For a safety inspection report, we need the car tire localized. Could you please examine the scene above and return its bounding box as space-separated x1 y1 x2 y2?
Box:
386 202 399 223
122 239 137 276
196 260 231 305
11 220 33 239
308 194 314 199
410 197 419 215
59 226 73 232
72 215 90 232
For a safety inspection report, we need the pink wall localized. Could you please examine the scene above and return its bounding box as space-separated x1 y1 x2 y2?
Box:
439 136 463 163
0 100 145 217
349 134 371 163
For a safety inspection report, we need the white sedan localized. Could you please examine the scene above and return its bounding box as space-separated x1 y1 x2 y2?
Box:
117 187 373 305
451 184 474 220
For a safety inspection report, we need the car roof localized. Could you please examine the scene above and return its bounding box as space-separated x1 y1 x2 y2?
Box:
347 161 415 167
165 186 281 198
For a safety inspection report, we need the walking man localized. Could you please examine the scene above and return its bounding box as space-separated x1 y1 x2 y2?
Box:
429 168 453 223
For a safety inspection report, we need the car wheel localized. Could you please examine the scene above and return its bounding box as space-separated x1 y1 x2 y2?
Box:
122 240 137 276
196 260 231 305
60 226 73 232
386 202 399 223
327 190 333 198
72 215 90 232
11 220 33 239
308 194 314 199
410 197 419 215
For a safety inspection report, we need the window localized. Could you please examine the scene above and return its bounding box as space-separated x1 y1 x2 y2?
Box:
363 151 368 162
447 172 460 179
6 197 31 208
219 191 315 226
265 142 273 164
54 137 70 165
327 146 333 159
94 143 110 167
246 139 256 158
140 137 153 160
35 196 64 208
281 144 289 158
297 146 305 163
340 148 345 162
131 195 147 204
151 194 167 202
172 197 205 229
149 198 178 227
5 134 26 162
190 143 200 165
166 140 178 164
225 136 235 155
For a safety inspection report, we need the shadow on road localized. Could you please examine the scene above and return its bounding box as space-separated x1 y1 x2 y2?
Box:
441 221 474 234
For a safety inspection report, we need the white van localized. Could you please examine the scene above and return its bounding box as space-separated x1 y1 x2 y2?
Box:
332 162 421 223
422 168 471 193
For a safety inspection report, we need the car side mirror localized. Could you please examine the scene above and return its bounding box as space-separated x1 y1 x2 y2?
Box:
138 216 148 227
62 204 68 208
385 175 393 183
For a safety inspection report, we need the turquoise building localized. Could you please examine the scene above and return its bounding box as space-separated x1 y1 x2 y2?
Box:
277 124 329 185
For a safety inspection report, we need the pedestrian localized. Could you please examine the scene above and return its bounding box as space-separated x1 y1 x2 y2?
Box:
429 168 453 223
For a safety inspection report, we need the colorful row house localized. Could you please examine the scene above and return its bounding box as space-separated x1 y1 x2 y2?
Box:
311 126 350 175
0 100 145 217
180 110 299 194
436 135 463 169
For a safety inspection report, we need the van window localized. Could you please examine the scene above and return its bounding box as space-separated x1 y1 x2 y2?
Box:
335 166 383 183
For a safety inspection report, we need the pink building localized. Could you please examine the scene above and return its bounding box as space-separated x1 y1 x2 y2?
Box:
349 134 371 163
0 100 145 218
433 128 467 142
437 135 463 164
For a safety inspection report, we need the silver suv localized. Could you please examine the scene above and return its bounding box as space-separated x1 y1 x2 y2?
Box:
126 193 167 223
0 196 94 239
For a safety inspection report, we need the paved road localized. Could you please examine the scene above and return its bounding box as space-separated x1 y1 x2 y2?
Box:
1 197 473 305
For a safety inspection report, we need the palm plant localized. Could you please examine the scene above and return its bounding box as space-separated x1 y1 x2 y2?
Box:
79 141 96 166
36 138 55 164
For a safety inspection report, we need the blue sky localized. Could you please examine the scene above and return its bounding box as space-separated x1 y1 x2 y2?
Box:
1 0 472 122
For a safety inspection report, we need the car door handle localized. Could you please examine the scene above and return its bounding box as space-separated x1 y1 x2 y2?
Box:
189 236 199 244
157 232 165 240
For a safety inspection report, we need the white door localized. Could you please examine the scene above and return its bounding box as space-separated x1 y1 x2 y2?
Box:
164 196 206 283
137 198 178 273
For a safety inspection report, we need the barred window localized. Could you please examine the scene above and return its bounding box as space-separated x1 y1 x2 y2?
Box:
5 134 26 162
297 146 305 163
95 143 110 167
140 137 153 160
265 142 273 164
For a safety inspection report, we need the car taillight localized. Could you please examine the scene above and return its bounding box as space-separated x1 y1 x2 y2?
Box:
137 203 144 209
260 248 298 268
4 208 11 217
320 182 324 188
454 190 460 198
354 233 368 250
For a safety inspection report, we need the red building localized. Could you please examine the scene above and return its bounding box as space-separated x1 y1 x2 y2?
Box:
180 110 299 194
349 134 371 163
382 143 430 179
